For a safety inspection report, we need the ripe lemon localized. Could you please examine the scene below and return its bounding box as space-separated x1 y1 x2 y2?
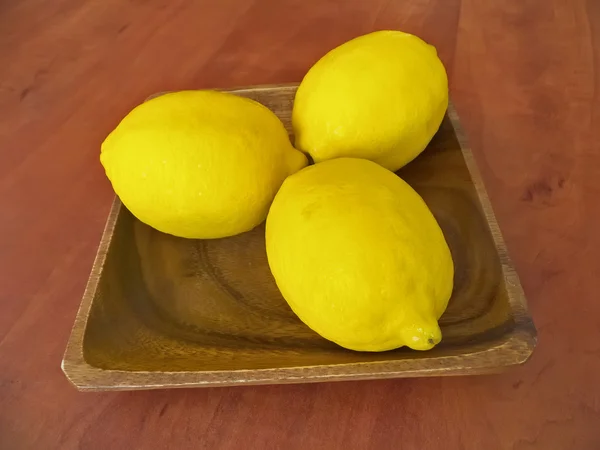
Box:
266 158 454 351
292 30 448 172
101 90 307 239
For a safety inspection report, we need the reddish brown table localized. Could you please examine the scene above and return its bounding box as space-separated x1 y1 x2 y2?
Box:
2 1 599 448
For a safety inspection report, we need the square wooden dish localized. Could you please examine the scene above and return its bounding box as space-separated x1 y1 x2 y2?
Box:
62 83 536 391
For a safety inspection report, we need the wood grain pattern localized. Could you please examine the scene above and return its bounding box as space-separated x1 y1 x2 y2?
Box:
62 84 534 389
2 0 600 448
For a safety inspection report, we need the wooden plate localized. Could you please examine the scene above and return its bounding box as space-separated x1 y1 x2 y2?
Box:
62 84 536 391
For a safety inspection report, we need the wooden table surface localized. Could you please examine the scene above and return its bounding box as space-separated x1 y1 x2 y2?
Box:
2 0 599 449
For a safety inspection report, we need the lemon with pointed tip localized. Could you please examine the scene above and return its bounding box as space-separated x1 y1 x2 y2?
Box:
266 158 453 351
292 30 448 172
101 90 307 239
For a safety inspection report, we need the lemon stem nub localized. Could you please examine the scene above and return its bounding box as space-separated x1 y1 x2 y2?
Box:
400 321 442 351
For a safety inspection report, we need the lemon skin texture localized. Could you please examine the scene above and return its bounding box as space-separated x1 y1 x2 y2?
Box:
292 30 448 172
266 158 454 351
101 90 307 239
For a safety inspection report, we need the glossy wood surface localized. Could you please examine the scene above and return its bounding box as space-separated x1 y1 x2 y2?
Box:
1 0 599 448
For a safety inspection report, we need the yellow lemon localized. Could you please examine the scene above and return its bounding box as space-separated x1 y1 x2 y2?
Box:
266 158 453 351
101 90 307 239
292 30 448 172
